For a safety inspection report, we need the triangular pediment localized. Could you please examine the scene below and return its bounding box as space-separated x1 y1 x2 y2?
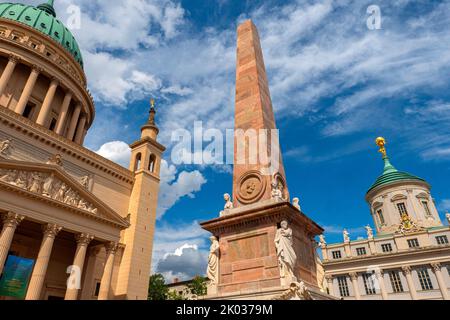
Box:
0 159 130 229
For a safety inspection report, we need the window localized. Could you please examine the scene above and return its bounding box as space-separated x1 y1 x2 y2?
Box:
397 203 408 217
389 271 404 293
23 102 36 119
381 243 393 253
436 235 449 245
422 201 432 216
407 239 420 248
377 209 385 225
148 154 156 172
337 276 350 297
49 117 57 131
134 153 142 171
332 251 342 259
93 281 101 297
356 247 367 256
363 273 377 295
417 268 433 291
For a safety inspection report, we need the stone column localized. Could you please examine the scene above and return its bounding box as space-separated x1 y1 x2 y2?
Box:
74 115 87 144
325 275 334 296
0 55 19 96
431 263 449 300
349 272 361 300
66 103 82 141
98 242 118 300
375 269 388 300
36 78 59 126
402 266 418 300
55 92 72 135
25 224 62 300
64 233 94 300
14 66 41 115
0 212 24 275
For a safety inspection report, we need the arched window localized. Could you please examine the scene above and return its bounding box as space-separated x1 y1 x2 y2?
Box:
148 154 156 173
134 153 142 171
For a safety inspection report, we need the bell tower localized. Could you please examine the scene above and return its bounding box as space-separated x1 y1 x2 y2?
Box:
116 99 165 300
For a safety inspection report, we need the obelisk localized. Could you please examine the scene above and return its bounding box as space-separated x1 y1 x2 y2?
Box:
200 20 326 300
232 20 289 207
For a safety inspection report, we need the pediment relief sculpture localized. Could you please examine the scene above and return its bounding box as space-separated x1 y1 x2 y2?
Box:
0 168 98 215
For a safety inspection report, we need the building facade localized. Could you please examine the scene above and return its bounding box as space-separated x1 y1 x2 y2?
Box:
0 1 164 300
321 138 450 300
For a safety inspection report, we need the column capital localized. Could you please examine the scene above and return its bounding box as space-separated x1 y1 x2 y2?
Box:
401 266 412 275
431 262 441 272
349 272 358 280
50 77 60 86
8 54 20 64
105 241 118 255
31 65 43 74
75 233 94 246
42 223 62 239
325 274 333 282
2 212 25 228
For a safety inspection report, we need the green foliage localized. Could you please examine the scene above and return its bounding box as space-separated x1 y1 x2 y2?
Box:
148 273 169 300
167 290 186 300
187 276 207 297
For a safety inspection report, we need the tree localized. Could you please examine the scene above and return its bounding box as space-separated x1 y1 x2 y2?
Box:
148 273 169 300
167 290 186 300
187 276 207 297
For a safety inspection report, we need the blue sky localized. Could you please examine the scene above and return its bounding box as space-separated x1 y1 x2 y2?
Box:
24 0 450 281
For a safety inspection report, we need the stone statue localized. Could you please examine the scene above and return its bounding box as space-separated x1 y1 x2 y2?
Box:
319 234 326 247
271 178 284 201
223 193 233 210
47 154 63 166
54 183 68 202
207 236 220 286
15 171 28 189
365 225 374 240
78 198 89 210
274 220 297 283
80 175 91 189
446 212 450 225
343 229 350 242
0 170 17 183
42 173 55 197
28 172 42 193
292 197 301 211
0 139 13 157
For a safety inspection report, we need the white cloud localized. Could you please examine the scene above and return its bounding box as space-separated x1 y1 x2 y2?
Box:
95 141 131 168
152 222 210 281
157 160 207 218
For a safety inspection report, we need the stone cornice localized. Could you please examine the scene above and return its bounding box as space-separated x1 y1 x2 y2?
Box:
129 136 166 153
322 245 450 268
0 159 130 229
0 107 134 184
200 200 323 236
365 179 431 202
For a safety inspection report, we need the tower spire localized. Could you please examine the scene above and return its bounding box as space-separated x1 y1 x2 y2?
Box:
140 98 159 140
37 0 56 17
375 137 397 174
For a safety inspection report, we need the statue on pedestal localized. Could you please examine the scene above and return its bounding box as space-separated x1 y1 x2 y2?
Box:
274 220 297 285
446 212 450 225
292 197 301 211
319 234 326 247
207 236 220 292
365 225 374 240
343 229 350 242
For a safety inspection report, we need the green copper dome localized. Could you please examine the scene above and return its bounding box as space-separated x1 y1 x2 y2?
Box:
0 1 83 68
367 156 427 194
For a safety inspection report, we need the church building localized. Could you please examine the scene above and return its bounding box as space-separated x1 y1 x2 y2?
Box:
0 1 164 300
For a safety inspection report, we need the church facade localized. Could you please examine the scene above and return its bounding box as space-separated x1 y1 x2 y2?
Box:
0 1 164 300
321 138 450 300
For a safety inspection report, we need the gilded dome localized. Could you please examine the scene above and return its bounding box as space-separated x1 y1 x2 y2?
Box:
0 1 83 68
